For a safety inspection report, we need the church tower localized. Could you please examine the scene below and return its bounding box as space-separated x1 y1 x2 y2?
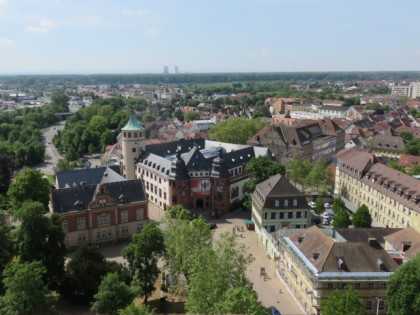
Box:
121 111 145 180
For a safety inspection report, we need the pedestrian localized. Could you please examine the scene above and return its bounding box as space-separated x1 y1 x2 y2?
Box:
240 233 242 238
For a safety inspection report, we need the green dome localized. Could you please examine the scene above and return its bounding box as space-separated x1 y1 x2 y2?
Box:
122 111 144 131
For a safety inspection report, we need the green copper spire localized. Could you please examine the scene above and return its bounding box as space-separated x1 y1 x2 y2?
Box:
122 111 144 131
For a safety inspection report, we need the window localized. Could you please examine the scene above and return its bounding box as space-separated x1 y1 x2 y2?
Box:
99 199 106 207
341 283 347 289
97 215 110 225
137 209 145 220
288 212 293 219
378 300 385 310
77 218 86 229
78 234 86 243
366 301 373 311
132 148 136 153
368 282 374 290
133 132 137 138
380 282 387 289
275 200 279 207
264 212 268 220
284 200 289 207
62 220 68 231
296 211 302 218
121 211 128 222
271 212 276 220
172 196 177 202
327 283 334 290
354 282 361 290
279 212 284 219
293 199 297 207
121 226 128 235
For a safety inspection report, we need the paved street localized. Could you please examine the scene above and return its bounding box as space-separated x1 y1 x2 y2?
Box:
36 121 66 175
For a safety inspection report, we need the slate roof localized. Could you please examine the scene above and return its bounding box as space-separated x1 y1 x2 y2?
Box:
144 138 205 157
136 152 172 179
56 165 121 189
367 135 405 151
51 179 146 214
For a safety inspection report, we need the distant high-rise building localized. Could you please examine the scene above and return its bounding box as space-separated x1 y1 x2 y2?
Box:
173 66 179 74
163 66 169 74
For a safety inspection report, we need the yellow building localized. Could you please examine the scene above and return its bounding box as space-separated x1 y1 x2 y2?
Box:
334 147 420 232
274 226 399 315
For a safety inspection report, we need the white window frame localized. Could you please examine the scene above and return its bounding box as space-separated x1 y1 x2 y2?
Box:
121 226 129 235
77 218 86 229
121 211 128 222
62 220 68 231
97 215 110 226
137 209 145 220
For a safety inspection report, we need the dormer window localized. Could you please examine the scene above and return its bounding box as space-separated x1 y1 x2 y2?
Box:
298 236 305 243
293 199 298 207
284 200 289 207
312 252 320 260
275 200 279 207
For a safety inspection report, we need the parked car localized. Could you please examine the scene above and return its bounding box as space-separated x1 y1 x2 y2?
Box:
308 201 316 209
268 306 282 315
321 212 330 219
322 219 330 225
324 202 331 208
328 212 334 220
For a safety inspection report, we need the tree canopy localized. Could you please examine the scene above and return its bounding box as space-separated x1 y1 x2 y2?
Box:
0 260 58 315
123 222 165 304
388 254 420 315
285 156 312 189
352 204 372 228
90 272 136 315
209 117 267 144
7 168 50 210
332 208 351 228
320 286 363 315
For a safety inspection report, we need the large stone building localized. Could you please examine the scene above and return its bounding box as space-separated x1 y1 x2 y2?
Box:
273 226 399 315
247 118 345 163
252 174 311 246
50 166 148 249
334 147 420 231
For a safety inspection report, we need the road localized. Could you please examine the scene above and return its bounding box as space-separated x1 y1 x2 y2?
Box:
35 121 66 175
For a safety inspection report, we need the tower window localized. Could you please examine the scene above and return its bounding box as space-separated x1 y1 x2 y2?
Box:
133 132 137 137
127 132 131 138
132 148 136 153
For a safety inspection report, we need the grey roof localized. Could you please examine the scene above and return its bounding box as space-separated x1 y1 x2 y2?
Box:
136 152 173 179
56 165 121 189
145 138 205 157
335 228 402 245
51 179 146 214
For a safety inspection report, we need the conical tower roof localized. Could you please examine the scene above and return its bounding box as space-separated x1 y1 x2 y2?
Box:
122 111 144 131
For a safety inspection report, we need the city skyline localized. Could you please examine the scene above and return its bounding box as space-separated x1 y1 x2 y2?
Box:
0 0 419 74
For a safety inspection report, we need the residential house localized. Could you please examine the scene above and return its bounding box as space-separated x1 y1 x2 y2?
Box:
363 135 405 159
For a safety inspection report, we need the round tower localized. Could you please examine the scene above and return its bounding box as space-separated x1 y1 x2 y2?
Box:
121 111 145 180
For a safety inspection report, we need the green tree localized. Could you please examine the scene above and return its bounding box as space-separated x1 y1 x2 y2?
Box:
405 138 420 156
186 233 254 314
123 222 165 304
252 111 265 119
352 204 372 228
332 198 346 214
183 111 200 121
285 156 312 189
51 93 70 112
388 254 420 315
244 156 285 184
307 158 330 193
7 168 50 210
314 196 325 216
55 159 74 172
163 215 211 292
0 212 14 291
62 245 111 304
0 154 14 193
0 260 58 315
332 209 351 228
320 286 364 315
388 161 406 173
166 204 191 220
209 117 267 144
407 163 420 176
216 286 267 315
14 201 66 290
119 304 156 315
90 272 136 315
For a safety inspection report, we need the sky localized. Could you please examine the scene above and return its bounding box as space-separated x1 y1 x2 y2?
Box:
0 0 419 74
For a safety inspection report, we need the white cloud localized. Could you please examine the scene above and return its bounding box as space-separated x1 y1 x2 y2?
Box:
145 28 160 38
123 9 149 16
261 49 270 58
0 0 7 7
416 50 420 56
25 19 56 33
0 37 15 46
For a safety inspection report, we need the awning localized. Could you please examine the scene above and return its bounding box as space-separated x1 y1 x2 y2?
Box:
244 219 254 225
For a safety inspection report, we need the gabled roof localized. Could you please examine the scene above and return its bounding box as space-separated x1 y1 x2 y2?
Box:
256 174 305 198
384 227 420 259
335 228 401 245
336 147 376 173
56 165 121 189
